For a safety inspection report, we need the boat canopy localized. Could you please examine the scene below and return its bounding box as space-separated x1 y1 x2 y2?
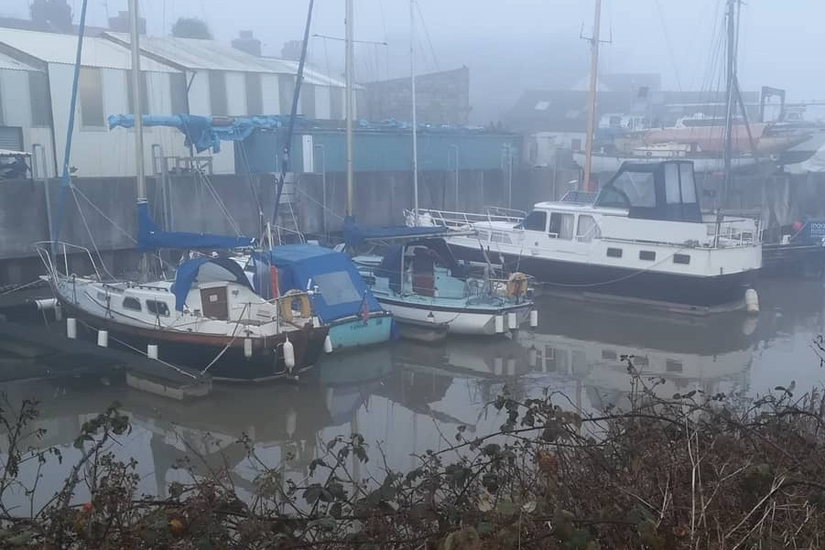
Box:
252 244 382 322
137 202 256 252
108 114 307 153
594 160 702 223
376 238 467 292
173 257 253 311
343 216 457 247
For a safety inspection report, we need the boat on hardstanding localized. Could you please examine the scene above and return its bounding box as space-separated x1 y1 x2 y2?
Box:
233 244 393 351
410 160 762 311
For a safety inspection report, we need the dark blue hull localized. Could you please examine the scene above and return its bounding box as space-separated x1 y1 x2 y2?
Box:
450 245 756 310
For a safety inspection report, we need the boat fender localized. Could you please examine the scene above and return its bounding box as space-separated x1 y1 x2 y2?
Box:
745 288 759 315
283 337 296 372
529 309 539 328
243 337 253 359
506 272 529 298
494 314 505 334
507 311 518 330
324 334 333 353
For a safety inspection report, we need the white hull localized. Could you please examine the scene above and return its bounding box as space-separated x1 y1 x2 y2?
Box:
375 296 530 335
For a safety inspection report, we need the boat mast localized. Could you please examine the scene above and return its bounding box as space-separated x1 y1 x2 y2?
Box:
345 0 354 217
582 0 602 193
716 0 738 245
128 0 146 202
410 0 420 220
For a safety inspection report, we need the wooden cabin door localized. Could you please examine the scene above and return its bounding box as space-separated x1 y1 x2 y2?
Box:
200 286 229 320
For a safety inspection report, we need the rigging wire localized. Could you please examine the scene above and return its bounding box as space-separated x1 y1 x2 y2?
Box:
653 0 683 92
414 0 440 73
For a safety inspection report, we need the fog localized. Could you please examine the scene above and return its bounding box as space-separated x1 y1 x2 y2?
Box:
4 0 823 122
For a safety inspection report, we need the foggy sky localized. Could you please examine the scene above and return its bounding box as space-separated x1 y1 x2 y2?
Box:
3 0 823 122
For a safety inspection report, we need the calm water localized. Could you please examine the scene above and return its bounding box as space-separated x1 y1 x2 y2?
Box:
2 279 824 506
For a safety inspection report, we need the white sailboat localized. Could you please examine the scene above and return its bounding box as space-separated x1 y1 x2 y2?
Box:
37 0 329 382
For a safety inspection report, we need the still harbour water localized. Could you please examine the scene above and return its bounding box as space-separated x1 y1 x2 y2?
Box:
2 279 824 507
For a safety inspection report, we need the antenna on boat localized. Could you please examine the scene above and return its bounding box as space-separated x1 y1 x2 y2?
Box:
410 0 420 224
581 0 606 193
345 0 354 218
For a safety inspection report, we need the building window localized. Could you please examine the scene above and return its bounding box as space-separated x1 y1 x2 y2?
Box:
601 349 617 360
639 250 656 261
330 88 343 120
666 359 683 373
673 253 691 265
169 73 188 114
278 74 294 114
606 247 623 258
78 68 105 127
520 211 547 231
146 300 170 317
245 72 263 115
576 215 600 242
122 297 141 311
126 71 150 115
0 82 4 125
28 72 52 127
571 138 582 151
548 212 574 239
634 355 649 366
208 71 228 115
301 83 315 119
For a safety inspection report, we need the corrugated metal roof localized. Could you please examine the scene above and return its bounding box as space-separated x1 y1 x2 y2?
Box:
103 33 347 88
0 51 40 72
0 28 177 72
105 33 279 74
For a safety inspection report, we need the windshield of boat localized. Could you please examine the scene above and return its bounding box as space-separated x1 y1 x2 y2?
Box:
597 170 656 209
314 271 361 306
517 211 547 231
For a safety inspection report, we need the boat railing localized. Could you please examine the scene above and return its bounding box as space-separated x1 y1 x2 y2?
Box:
34 241 105 281
406 207 525 229
707 217 762 248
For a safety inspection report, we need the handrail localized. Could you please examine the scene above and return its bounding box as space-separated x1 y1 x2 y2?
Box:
34 240 105 280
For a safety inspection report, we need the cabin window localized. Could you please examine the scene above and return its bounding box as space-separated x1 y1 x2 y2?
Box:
146 300 170 317
314 271 361 306
665 163 681 204
209 71 228 115
122 297 141 311
521 211 547 231
639 250 656 261
673 253 691 265
606 247 623 258
576 215 601 242
549 213 575 239
679 164 697 203
79 68 105 127
666 359 684 373
607 170 656 208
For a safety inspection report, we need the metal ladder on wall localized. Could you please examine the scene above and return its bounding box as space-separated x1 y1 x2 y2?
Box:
274 176 305 244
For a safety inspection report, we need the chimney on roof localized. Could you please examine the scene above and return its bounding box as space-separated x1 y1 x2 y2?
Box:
108 10 146 34
231 30 261 57
281 40 302 61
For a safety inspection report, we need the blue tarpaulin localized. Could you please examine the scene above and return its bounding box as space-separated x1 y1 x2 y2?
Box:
172 256 253 311
251 244 381 323
108 114 307 153
342 216 457 247
137 202 255 251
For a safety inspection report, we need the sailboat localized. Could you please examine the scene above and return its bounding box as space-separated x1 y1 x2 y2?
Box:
36 0 329 382
340 0 537 336
409 0 762 312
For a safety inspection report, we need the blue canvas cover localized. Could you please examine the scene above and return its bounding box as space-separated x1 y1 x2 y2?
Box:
376 238 467 293
343 216 456 247
137 202 255 251
252 244 381 323
172 257 253 311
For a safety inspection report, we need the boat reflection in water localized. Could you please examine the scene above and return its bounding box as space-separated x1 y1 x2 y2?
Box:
517 295 757 412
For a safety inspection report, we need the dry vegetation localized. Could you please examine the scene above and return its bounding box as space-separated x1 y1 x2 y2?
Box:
1 359 825 549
